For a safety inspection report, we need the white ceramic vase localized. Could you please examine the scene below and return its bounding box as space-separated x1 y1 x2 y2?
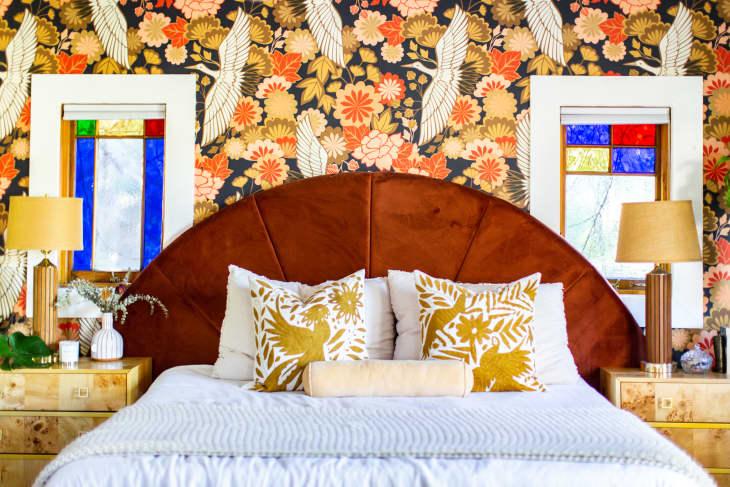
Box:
90 313 123 361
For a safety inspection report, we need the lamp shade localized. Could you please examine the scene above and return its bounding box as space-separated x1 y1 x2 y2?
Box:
6 196 83 251
616 200 701 263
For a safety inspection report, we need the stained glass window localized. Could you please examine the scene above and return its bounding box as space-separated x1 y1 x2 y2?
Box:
612 148 655 173
97 119 144 136
566 148 609 172
612 124 655 146
565 124 610 145
563 123 663 282
72 119 165 273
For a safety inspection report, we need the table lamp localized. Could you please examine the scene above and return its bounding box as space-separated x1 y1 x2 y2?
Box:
616 201 701 377
6 196 83 352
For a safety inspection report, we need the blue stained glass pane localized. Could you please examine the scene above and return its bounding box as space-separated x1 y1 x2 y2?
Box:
142 138 164 268
73 138 95 271
566 125 610 145
612 148 655 173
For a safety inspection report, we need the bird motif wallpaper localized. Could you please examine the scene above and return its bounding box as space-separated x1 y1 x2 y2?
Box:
0 0 728 348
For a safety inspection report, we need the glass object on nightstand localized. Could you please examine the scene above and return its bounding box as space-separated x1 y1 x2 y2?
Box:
680 344 713 373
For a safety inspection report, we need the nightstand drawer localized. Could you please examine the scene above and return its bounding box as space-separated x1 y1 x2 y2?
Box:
620 381 730 422
0 455 52 487
654 426 730 469
0 416 108 454
0 373 127 411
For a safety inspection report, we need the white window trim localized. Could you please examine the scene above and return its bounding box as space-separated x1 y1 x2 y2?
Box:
530 75 703 328
27 74 197 317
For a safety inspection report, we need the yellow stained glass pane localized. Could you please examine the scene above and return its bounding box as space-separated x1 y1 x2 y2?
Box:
97 119 144 136
566 148 609 172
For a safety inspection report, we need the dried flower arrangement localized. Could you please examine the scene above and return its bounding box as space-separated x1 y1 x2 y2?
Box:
58 276 168 324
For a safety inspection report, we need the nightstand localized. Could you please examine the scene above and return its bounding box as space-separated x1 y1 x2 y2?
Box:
601 368 730 487
0 357 152 487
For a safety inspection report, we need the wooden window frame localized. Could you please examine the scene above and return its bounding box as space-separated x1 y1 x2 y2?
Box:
560 124 670 294
59 120 164 285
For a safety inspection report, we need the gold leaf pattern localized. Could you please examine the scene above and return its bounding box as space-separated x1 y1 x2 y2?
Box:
250 271 367 392
416 271 544 392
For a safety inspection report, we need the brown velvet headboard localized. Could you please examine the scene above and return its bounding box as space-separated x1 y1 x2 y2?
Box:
120 172 644 388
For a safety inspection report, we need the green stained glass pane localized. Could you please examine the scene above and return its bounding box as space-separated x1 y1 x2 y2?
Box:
98 119 144 136
566 148 609 172
76 120 96 136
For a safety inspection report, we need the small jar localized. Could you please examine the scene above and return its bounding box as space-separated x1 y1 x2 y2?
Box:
680 344 713 374
58 340 79 366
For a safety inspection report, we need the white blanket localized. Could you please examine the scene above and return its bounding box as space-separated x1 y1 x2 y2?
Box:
39 365 714 487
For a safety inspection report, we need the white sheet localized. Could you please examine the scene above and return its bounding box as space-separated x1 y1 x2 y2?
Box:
45 365 703 487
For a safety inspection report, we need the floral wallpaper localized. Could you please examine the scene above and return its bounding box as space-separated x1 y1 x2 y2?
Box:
0 0 727 358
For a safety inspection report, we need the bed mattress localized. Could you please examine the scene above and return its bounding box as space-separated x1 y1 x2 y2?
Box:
42 365 706 487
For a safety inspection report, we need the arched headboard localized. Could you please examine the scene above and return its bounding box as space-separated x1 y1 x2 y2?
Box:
120 173 644 388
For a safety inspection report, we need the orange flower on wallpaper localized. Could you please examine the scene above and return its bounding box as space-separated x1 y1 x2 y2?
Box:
574 8 608 44
377 73 405 106
704 137 730 184
352 130 404 171
449 95 481 129
388 0 438 18
244 141 288 186
231 96 263 130
0 154 18 200
173 0 224 19
195 153 231 200
334 81 384 126
609 0 660 15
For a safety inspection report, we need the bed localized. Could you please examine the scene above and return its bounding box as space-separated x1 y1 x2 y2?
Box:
36 173 712 486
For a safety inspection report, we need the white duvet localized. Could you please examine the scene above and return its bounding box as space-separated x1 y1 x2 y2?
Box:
44 365 706 487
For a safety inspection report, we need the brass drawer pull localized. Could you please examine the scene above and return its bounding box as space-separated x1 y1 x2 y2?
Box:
659 397 673 409
75 387 89 399
0 428 3 441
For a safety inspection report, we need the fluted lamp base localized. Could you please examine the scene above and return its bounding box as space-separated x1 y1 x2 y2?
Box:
33 253 58 364
642 265 672 377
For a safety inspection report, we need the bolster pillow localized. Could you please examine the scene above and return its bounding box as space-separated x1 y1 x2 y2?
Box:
302 360 473 398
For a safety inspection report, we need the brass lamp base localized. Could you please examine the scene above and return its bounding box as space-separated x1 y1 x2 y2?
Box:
33 252 57 363
641 361 675 377
644 265 672 377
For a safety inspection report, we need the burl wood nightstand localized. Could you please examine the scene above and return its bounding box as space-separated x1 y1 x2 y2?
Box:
601 367 730 487
0 357 152 487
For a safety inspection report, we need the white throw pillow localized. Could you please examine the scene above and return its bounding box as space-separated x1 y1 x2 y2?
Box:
387 270 579 385
212 265 395 380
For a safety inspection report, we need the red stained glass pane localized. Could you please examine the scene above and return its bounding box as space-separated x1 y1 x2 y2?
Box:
145 119 165 137
612 124 656 146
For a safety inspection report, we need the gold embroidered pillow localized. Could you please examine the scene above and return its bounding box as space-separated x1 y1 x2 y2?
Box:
249 270 368 392
416 271 545 392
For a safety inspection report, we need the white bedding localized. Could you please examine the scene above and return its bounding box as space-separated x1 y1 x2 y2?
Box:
44 365 707 487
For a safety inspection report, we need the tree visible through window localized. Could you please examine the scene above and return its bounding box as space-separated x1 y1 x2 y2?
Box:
70 118 165 281
561 123 668 291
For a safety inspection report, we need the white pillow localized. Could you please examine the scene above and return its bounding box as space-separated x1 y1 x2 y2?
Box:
387 270 579 385
213 265 395 380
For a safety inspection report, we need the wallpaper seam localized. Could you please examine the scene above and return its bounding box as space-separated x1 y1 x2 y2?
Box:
251 195 287 281
453 199 492 281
